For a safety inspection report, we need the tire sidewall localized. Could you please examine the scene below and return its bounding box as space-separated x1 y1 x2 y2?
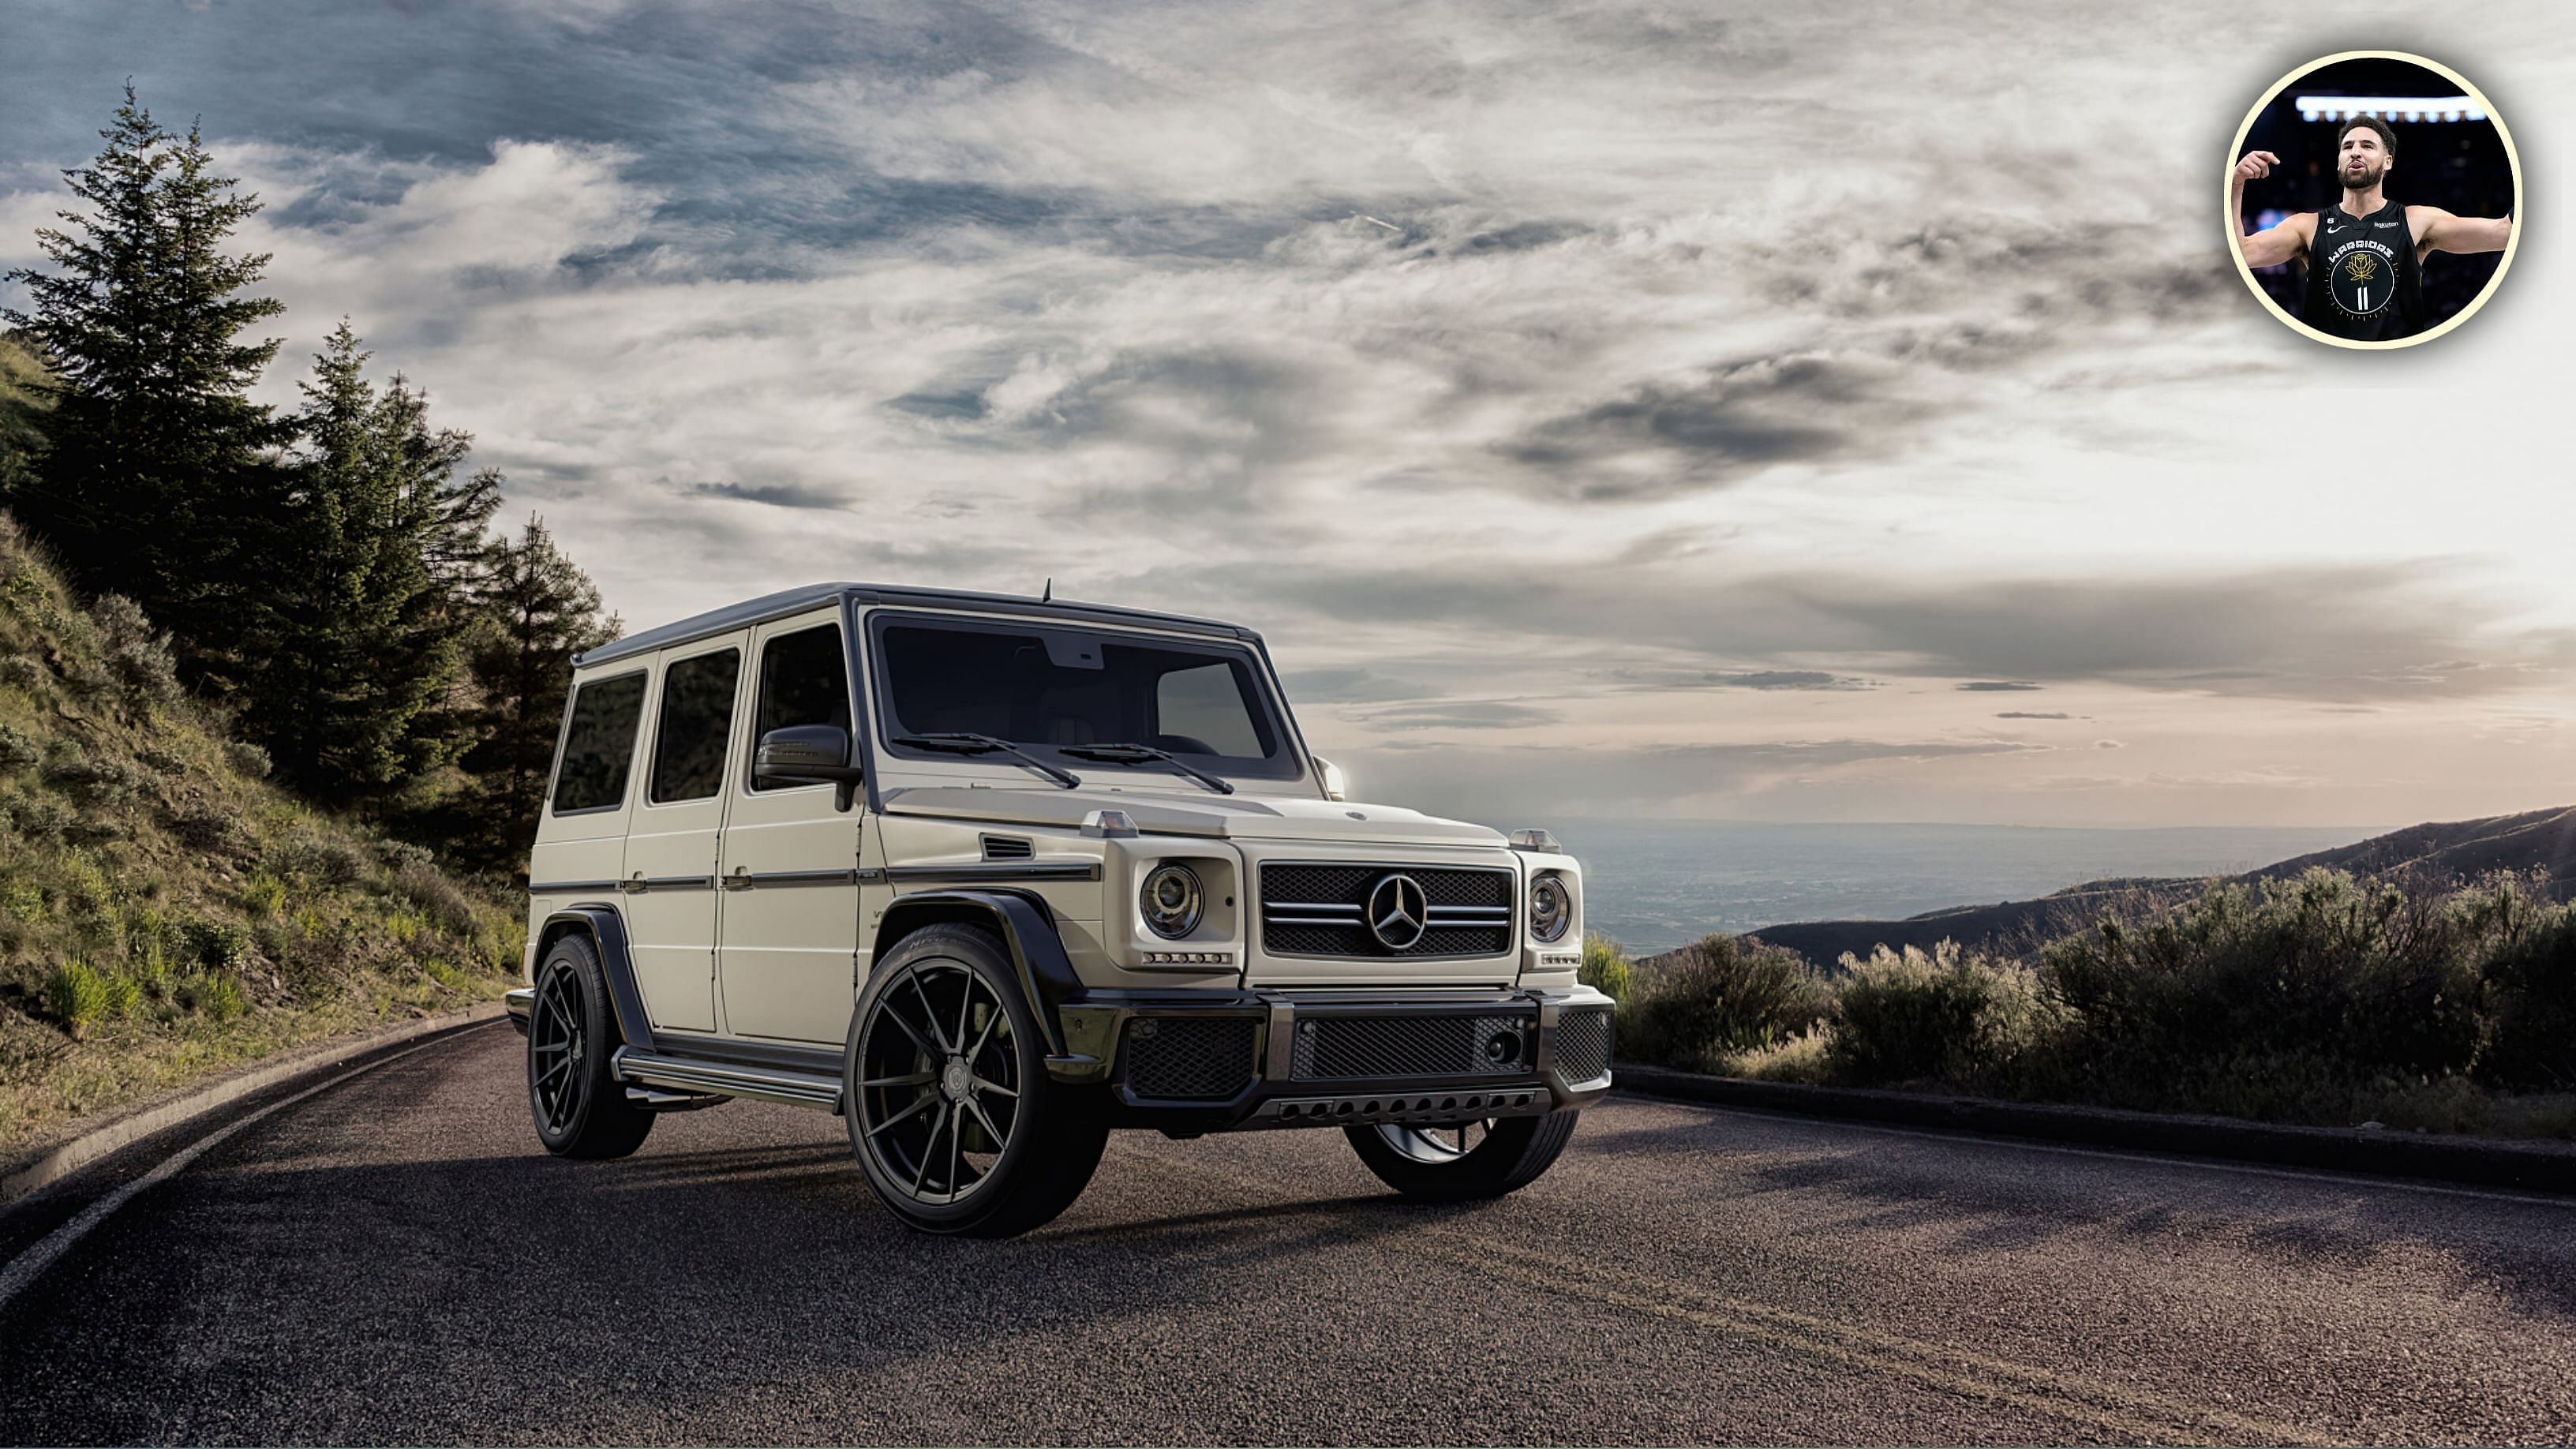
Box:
844 925 1055 1232
528 934 623 1155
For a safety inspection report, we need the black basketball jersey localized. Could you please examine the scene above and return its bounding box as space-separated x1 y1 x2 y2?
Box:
2301 197 2424 341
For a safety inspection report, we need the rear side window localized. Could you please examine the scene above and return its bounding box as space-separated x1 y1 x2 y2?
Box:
552 672 646 814
751 624 852 791
649 649 740 803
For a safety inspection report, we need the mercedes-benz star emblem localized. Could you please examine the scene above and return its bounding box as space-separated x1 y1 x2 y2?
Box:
1367 873 1428 951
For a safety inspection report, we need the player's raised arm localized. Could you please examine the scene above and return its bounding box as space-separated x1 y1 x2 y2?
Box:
2413 206 2514 256
2230 152 2307 268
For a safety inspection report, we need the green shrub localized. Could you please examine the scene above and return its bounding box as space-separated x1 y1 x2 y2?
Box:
180 971 247 1021
2031 868 2494 1110
167 795 256 857
1621 932 1834 1072
100 968 142 1018
2466 884 2576 1091
0 654 43 692
1830 941 2055 1089
6 879 44 923
182 918 252 973
242 872 288 916
1579 931 1634 1003
46 754 153 809
0 722 37 772
392 857 479 934
43 960 110 1030
91 593 182 708
222 739 271 780
266 824 369 885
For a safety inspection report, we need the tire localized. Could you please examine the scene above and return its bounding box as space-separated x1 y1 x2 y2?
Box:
1345 1110 1581 1203
843 924 1108 1237
525 932 654 1159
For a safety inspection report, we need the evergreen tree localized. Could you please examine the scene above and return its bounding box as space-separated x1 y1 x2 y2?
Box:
242 321 501 800
1 86 289 691
451 514 618 872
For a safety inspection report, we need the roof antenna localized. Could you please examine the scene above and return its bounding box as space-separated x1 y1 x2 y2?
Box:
1042 577 1053 603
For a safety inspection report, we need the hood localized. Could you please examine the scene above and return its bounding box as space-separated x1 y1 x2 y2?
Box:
878 785 1506 848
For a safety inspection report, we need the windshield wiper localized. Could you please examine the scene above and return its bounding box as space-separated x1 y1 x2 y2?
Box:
1058 742 1236 796
892 732 1083 789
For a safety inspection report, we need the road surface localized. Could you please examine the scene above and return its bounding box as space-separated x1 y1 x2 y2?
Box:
3 1020 2572 1444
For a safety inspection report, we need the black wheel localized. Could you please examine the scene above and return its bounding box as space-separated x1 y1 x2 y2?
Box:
1344 1110 1580 1203
844 924 1107 1237
526 933 653 1159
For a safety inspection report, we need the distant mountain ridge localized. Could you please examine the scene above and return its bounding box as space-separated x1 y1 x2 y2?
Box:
1727 807 2576 969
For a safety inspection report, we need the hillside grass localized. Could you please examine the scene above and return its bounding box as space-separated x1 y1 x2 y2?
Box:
0 515 521 1157
1604 867 2576 1140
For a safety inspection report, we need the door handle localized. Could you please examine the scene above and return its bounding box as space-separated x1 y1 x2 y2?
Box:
722 867 753 891
621 873 646 894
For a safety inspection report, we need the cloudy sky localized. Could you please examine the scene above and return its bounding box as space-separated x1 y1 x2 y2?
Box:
6 1 2572 829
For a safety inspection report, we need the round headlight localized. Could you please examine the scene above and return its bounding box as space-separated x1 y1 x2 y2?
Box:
1140 863 1204 939
1530 874 1573 943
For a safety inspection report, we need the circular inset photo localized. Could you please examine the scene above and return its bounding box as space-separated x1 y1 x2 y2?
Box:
2226 51 2520 348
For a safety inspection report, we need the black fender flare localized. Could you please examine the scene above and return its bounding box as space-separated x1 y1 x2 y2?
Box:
871 889 1082 1057
534 904 656 1051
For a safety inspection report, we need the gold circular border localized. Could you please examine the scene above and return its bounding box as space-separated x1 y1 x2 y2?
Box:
2223 49 2523 350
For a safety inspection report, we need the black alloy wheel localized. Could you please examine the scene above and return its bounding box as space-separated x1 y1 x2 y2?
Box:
526 933 653 1159
844 924 1107 1237
1344 1110 1581 1203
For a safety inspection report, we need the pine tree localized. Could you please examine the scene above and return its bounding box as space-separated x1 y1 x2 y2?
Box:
242 321 501 800
1 86 289 689
451 514 619 873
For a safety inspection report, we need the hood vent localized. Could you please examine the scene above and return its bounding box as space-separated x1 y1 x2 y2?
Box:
980 834 1035 862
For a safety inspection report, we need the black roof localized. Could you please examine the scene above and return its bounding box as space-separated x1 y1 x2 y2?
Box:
575 583 1258 668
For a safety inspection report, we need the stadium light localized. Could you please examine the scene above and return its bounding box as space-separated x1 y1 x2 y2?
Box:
2292 95 2484 124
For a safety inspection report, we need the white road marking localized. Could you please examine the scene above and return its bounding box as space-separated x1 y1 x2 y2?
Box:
1622 1092 2576 1211
0 1033 475 1315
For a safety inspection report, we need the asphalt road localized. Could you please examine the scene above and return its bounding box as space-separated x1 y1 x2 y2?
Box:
4 1020 2574 1446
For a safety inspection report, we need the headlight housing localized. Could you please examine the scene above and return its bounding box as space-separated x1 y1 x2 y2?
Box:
1529 873 1573 943
1140 863 1204 938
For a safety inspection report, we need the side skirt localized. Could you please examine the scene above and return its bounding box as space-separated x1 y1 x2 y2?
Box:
612 1046 843 1114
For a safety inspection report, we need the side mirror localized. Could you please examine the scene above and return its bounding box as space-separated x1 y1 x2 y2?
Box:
1312 755 1347 802
754 724 864 811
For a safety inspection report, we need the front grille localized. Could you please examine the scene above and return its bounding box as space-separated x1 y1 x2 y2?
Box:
1259 863 1515 959
1555 1009 1612 1084
1291 1013 1533 1080
1123 1017 1257 1100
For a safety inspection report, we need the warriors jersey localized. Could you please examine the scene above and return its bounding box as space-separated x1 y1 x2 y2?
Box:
2302 198 2424 341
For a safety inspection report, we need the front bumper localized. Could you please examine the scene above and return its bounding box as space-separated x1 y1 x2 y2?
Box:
1048 983 1615 1133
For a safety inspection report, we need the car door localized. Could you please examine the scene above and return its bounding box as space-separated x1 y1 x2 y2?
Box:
713 612 866 1043
619 635 744 1036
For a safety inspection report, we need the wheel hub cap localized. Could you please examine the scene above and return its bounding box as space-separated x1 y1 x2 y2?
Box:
941 1058 972 1100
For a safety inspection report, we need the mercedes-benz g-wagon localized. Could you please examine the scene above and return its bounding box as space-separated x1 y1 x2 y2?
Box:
506 583 1612 1236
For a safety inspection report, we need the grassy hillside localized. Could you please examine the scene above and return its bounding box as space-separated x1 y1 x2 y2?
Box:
1737 807 2576 969
0 512 519 1158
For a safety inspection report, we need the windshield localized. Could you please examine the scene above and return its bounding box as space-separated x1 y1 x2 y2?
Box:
869 615 1304 781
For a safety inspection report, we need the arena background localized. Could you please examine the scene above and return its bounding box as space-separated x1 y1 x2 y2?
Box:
2236 56 2517 327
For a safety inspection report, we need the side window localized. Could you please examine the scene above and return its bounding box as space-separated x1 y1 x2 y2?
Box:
751 623 852 791
1155 661 1264 756
552 672 646 814
649 649 740 803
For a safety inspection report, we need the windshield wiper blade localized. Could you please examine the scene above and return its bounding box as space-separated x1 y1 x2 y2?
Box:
1058 742 1236 796
892 732 1082 789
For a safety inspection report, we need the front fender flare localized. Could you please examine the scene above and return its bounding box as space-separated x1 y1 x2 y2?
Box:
871 889 1081 1058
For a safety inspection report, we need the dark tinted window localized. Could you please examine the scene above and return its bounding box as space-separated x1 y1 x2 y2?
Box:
751 624 851 791
874 619 1293 779
649 649 739 803
552 672 646 813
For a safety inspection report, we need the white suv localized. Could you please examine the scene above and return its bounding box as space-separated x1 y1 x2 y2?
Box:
506 584 1613 1236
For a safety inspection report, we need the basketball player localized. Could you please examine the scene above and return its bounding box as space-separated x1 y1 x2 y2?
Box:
2232 115 2514 340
